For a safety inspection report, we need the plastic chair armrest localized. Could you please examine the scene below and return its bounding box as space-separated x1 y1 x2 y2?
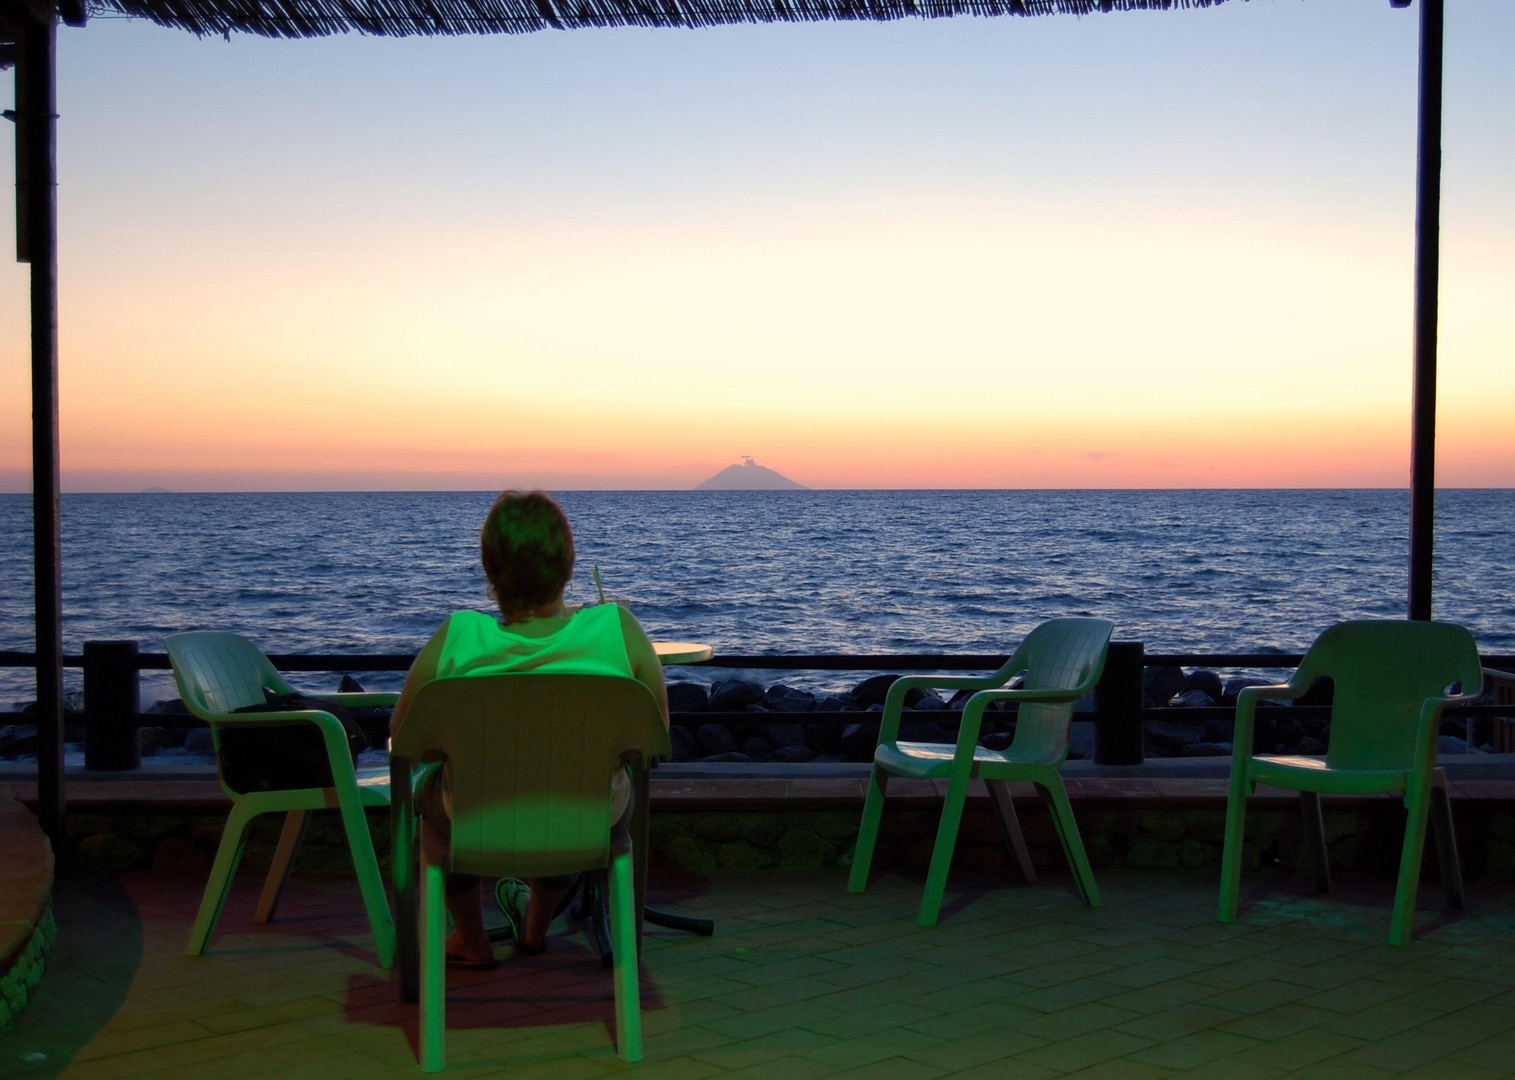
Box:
879 671 1014 745
1413 691 1477 771
961 685 1090 710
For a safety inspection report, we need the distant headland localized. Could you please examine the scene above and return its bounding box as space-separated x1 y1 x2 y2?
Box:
695 457 807 491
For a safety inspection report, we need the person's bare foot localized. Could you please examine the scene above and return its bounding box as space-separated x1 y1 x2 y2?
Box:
519 878 575 953
444 927 496 967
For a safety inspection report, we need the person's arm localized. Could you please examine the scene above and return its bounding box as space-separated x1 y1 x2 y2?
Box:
618 605 669 729
390 617 450 738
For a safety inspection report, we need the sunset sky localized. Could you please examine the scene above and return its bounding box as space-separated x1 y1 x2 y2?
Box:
0 0 1511 491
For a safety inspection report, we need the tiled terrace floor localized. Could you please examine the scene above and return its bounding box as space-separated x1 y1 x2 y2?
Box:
5 866 1515 1080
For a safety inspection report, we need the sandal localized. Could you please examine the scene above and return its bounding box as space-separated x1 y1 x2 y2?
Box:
445 952 501 971
491 877 529 944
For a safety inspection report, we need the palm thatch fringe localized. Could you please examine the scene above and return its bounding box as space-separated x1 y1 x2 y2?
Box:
92 0 1247 40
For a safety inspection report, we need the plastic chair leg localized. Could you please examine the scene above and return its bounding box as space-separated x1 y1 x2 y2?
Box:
393 809 419 1005
335 783 396 969
608 847 643 1062
1299 791 1332 894
254 809 310 924
986 780 1036 883
1390 779 1433 946
1218 767 1250 923
846 765 889 894
1429 774 1464 908
419 856 446 1072
918 771 970 926
1039 776 1100 908
187 797 258 956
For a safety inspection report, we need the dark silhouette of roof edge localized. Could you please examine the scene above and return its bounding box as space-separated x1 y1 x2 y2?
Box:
90 0 1246 41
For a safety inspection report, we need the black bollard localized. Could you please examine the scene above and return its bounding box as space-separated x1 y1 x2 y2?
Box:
84 640 141 770
1094 641 1145 766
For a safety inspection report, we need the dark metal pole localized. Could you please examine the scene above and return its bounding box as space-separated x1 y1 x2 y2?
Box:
16 11 64 841
84 641 142 771
1407 0 1444 622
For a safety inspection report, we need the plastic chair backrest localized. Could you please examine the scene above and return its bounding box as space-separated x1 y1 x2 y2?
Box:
164 631 295 719
1294 620 1483 772
1007 618 1115 761
392 674 672 879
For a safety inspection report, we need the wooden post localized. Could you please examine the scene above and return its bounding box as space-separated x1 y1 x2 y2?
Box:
84 641 142 771
1407 0 1443 622
1093 641 1145 766
15 8 63 841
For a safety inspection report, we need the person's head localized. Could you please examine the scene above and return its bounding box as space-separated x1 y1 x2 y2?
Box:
479 491 575 620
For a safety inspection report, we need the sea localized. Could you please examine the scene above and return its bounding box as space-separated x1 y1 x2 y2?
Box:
1 489 1513 708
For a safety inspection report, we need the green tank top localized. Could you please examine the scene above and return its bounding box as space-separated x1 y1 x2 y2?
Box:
436 604 634 681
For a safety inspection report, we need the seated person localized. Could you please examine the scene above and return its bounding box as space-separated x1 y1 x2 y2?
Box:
390 490 669 967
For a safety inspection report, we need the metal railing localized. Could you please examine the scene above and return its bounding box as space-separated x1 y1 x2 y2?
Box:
3 642 1514 771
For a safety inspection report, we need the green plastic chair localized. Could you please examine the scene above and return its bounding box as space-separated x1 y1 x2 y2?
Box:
164 631 396 965
847 618 1114 926
389 673 671 1072
1218 619 1483 946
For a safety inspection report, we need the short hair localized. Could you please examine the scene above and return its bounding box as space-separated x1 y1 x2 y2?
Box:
479 491 575 618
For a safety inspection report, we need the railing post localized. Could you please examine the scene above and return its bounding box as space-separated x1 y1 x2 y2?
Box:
1094 641 1145 766
83 640 140 771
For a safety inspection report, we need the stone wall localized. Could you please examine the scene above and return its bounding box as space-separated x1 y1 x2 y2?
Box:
56 799 1515 882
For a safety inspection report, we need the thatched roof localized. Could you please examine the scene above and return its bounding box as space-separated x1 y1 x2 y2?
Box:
93 0 1244 41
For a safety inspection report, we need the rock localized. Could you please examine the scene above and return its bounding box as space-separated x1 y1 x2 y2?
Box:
769 745 816 762
0 724 38 758
668 726 696 761
695 724 737 757
841 721 880 761
979 732 1014 751
777 830 827 868
1184 670 1224 701
667 682 709 712
717 841 771 870
1223 677 1276 705
709 679 764 711
1438 735 1468 755
741 736 774 759
1143 667 1188 708
913 692 949 712
744 703 770 712
1180 742 1233 757
851 675 925 710
1145 720 1200 756
807 722 843 755
763 723 808 749
338 675 366 693
898 721 947 744
700 751 755 763
1297 736 1328 755
1170 688 1217 708
138 726 179 755
1202 719 1233 743
815 694 851 712
144 697 190 715
183 727 215 755
763 685 816 713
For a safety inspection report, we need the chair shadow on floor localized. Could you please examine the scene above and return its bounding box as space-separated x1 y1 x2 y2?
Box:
1235 865 1504 943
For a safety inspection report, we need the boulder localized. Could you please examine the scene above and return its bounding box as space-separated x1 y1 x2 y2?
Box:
668 726 696 762
1201 719 1233 743
1222 677 1276 705
841 721 881 761
1170 688 1217 708
695 724 737 757
0 724 38 758
763 685 817 713
851 675 925 710
1180 742 1233 757
913 692 949 712
1184 670 1224 702
144 697 191 715
667 682 709 713
815 694 852 712
338 675 366 693
979 732 1014 751
183 728 215 755
807 722 843 756
1143 667 1188 707
1145 720 1200 755
898 721 948 744
1297 736 1328 755
763 723 808 749
709 679 764 711
769 745 816 763
741 736 774 759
